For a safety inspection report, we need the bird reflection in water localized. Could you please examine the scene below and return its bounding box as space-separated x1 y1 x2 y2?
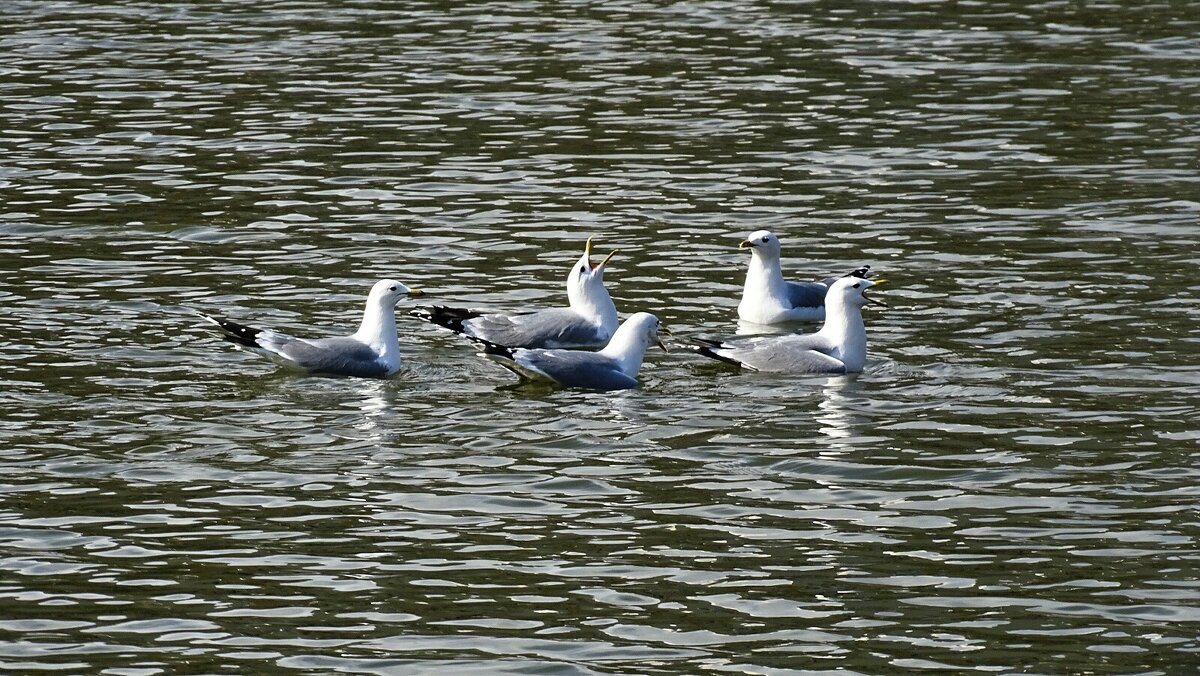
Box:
814 376 871 449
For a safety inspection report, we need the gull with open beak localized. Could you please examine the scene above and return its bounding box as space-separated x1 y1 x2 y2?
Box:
697 277 886 374
412 237 620 349
474 312 667 391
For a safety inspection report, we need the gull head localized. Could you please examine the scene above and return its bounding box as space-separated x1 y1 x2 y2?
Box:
567 236 617 301
827 276 886 309
368 279 420 307
738 230 782 258
627 312 668 353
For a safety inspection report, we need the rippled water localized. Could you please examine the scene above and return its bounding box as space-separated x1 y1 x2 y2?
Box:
2 1 1199 673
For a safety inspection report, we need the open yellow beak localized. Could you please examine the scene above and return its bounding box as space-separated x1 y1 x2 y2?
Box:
407 288 424 297
656 325 672 352
863 279 887 307
738 240 754 249
583 236 617 269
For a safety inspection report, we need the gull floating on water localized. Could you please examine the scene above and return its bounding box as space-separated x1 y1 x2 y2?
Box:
201 279 419 378
475 312 666 391
412 237 619 349
698 277 884 374
737 229 871 324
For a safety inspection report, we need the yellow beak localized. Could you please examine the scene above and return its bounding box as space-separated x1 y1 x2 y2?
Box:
582 236 616 269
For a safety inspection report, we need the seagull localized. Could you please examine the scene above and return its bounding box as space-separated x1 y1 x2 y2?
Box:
737 229 871 324
412 237 619 349
200 279 419 378
698 277 884 374
475 312 666 391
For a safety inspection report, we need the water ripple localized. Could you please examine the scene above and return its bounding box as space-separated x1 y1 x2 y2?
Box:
0 0 1197 673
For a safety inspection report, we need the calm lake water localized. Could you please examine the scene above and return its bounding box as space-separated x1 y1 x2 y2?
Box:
2 1 1198 673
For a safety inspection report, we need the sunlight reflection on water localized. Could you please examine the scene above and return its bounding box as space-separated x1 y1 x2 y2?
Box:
0 0 1198 673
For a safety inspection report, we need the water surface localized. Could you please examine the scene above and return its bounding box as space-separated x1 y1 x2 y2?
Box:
1 1 1198 673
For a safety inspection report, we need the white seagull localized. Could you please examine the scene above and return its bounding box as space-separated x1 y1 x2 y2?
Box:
476 312 666 391
737 229 871 324
201 279 419 378
698 277 884 374
412 237 619 349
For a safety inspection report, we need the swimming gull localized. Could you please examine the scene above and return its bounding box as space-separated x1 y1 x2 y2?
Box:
698 277 884 374
411 237 618 349
476 312 666 391
201 279 419 378
737 229 871 324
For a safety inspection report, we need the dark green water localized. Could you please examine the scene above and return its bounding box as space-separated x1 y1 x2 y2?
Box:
1 1 1198 673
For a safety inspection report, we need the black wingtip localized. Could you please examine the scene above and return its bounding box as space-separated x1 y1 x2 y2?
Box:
692 338 744 368
201 313 262 349
461 334 516 360
846 265 872 279
410 305 482 333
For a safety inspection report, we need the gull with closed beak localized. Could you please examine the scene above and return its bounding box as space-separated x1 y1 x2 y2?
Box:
200 279 420 378
737 229 871 324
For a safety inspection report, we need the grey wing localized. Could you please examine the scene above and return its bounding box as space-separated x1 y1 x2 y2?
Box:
274 336 389 378
784 281 829 309
466 308 606 349
713 334 845 374
515 349 638 390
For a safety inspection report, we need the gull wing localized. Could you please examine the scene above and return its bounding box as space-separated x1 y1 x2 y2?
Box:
485 347 637 391
697 334 845 374
465 308 608 349
783 281 829 310
263 336 390 378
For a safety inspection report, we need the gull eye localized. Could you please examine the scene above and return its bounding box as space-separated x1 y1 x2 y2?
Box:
389 285 397 292
852 283 861 289
762 235 770 242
